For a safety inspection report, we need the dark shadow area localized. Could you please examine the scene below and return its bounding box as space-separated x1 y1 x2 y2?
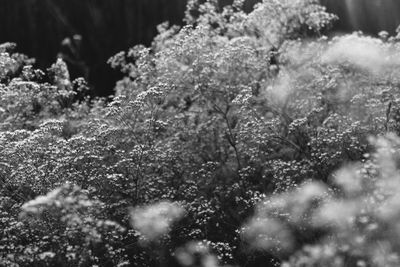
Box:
322 0 400 35
0 0 187 96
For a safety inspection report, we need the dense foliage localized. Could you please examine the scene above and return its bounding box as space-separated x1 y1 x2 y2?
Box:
2 0 400 266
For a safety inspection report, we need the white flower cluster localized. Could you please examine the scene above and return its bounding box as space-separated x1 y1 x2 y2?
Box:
130 201 185 241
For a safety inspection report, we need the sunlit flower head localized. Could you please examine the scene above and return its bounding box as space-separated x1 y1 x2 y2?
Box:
129 201 185 241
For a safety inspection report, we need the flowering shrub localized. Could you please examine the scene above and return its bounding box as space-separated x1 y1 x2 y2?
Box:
130 201 185 242
3 0 400 266
242 134 400 266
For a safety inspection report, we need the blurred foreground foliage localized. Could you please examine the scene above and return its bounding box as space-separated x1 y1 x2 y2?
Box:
2 0 400 266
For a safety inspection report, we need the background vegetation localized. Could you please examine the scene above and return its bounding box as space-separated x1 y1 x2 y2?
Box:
3 0 400 96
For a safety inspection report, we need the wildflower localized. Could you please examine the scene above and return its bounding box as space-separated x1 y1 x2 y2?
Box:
129 201 185 241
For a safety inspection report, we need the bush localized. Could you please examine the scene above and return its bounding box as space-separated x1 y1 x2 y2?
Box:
2 0 400 266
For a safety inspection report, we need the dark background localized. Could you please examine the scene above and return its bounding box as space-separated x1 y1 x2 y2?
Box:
322 0 400 35
0 0 188 95
1 0 399 96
